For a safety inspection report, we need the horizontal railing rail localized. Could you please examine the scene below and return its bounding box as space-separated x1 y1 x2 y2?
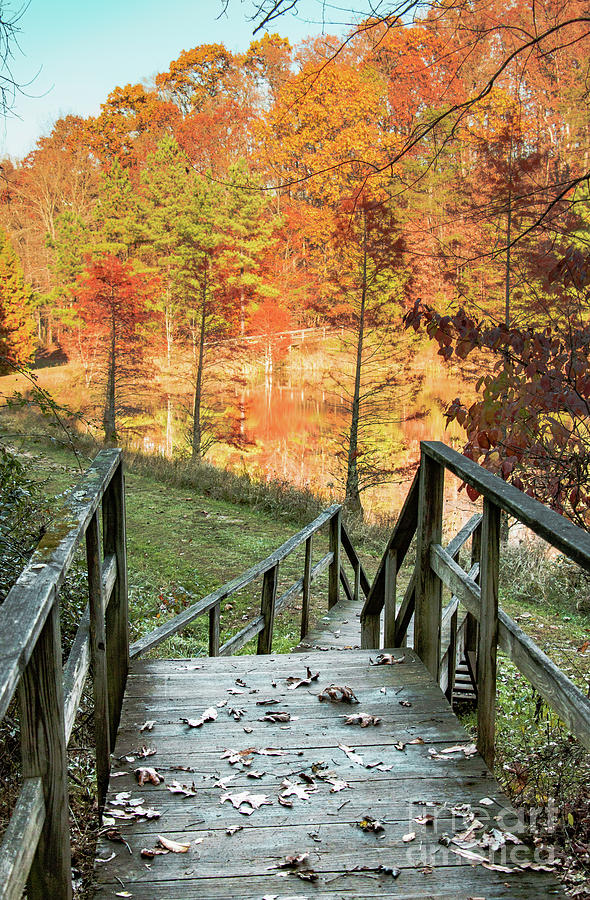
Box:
0 449 127 900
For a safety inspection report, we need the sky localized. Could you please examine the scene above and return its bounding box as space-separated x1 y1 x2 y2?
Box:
0 0 349 160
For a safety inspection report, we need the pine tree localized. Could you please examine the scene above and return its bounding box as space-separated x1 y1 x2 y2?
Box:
0 229 35 372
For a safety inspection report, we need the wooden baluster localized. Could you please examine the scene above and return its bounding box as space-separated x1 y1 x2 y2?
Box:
19 605 72 900
301 535 313 640
209 604 220 657
258 563 279 654
383 548 397 649
328 509 341 609
353 558 361 605
465 522 481 696
86 511 111 808
477 498 501 768
445 606 458 705
414 454 444 679
102 460 128 745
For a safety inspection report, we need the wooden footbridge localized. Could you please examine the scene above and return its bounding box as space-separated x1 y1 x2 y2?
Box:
2 442 590 899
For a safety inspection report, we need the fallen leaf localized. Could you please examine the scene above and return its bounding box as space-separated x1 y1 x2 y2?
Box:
394 741 406 751
318 684 359 704
403 831 416 842
134 767 162 786
286 667 320 689
256 698 280 706
408 737 425 744
157 835 191 853
138 745 157 758
296 870 318 882
414 814 435 825
228 707 246 721
260 711 291 723
278 795 293 808
370 654 405 665
344 713 381 727
338 743 364 765
226 825 243 835
351 864 400 877
140 847 168 859
326 777 349 792
357 815 384 833
479 797 494 806
399 700 412 708
220 791 272 815
139 720 154 732
181 707 218 728
278 852 310 868
280 779 317 800
166 780 197 797
115 892 132 898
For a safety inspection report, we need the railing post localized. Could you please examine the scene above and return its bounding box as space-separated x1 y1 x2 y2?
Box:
258 563 279 654
209 604 220 657
86 511 111 808
328 508 341 609
301 535 313 640
102 459 128 745
383 548 397 648
477 498 501 768
18 604 72 900
414 452 444 679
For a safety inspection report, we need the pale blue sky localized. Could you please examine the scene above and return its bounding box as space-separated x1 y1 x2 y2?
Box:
0 0 347 160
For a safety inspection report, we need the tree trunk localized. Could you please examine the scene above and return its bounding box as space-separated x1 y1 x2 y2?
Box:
345 211 367 516
191 272 208 461
103 309 117 445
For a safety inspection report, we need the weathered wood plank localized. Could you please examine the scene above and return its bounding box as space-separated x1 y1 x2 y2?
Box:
301 534 313 639
423 440 590 570
86 510 111 806
414 455 444 678
209 604 220 657
477 498 501 767
430 544 590 750
257 563 279 654
103 461 128 745
328 508 341 608
130 506 340 659
18 605 72 900
0 778 44 900
0 449 121 722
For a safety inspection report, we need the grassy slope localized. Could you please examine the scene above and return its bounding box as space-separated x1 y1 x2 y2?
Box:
7 431 357 656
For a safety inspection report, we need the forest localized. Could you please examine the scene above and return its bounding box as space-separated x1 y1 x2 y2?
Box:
0 0 589 520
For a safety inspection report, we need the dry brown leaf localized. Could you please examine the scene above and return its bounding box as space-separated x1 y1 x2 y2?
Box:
403 831 416 842
139 720 154 732
326 777 349 792
260 711 291 723
414 814 435 825
226 825 243 835
370 653 405 665
357 815 384 833
140 846 168 859
285 667 320 689
338 743 364 765
318 684 359 704
343 713 381 727
256 698 279 706
134 767 162 786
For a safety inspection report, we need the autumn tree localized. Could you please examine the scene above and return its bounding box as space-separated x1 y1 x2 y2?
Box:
0 228 35 372
76 255 150 443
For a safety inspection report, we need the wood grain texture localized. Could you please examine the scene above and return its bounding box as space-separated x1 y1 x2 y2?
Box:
93 648 564 899
414 455 444 678
0 778 44 900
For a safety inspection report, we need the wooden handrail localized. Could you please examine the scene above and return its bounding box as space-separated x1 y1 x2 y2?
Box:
409 440 590 767
0 449 127 900
130 504 342 659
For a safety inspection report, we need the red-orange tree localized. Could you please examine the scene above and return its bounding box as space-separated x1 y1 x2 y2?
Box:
76 255 151 443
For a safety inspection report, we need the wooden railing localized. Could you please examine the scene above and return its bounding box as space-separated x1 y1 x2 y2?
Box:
130 503 370 659
361 440 590 768
0 449 127 900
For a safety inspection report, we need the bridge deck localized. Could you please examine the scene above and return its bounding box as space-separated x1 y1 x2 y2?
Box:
93 648 563 899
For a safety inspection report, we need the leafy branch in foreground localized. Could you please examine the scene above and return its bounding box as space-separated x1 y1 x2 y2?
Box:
404 278 590 528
